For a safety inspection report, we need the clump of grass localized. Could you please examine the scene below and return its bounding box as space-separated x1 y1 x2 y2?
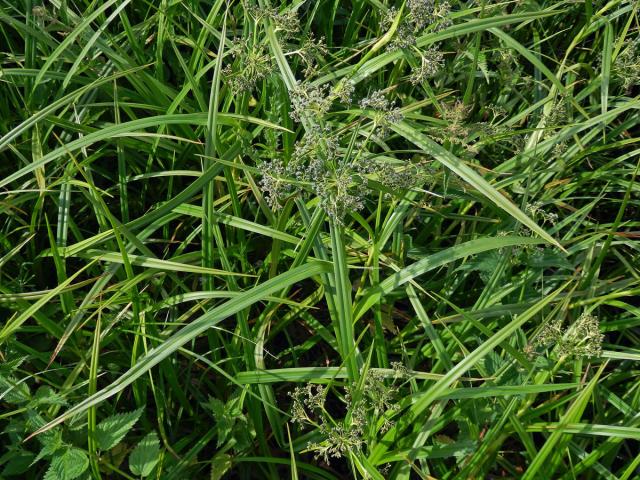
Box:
1 1 640 479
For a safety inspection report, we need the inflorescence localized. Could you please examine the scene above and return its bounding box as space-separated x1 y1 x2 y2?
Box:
535 312 604 358
289 365 407 466
259 85 429 221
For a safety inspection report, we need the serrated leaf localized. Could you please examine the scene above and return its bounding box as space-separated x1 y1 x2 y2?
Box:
0 374 31 404
43 462 60 480
129 432 160 477
32 386 67 408
0 355 28 375
47 448 89 480
1 449 34 476
32 429 63 465
210 453 232 480
25 410 59 446
454 250 502 283
95 407 144 451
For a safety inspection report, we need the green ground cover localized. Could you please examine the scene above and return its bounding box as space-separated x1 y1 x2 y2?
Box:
1 0 639 478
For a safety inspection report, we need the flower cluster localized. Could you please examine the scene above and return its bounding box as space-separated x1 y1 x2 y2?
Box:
541 97 567 137
359 90 404 135
259 85 427 220
430 100 471 147
243 2 332 79
289 79 354 123
223 38 273 94
373 159 435 197
382 1 451 52
427 100 511 155
289 384 326 426
258 158 296 209
407 0 452 31
289 82 333 122
289 367 406 466
244 3 300 37
525 201 559 225
613 37 640 92
536 312 604 358
410 45 445 84
258 124 366 220
333 78 355 104
294 33 329 78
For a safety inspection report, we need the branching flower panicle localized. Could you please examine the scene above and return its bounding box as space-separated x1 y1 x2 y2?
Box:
373 158 435 197
289 82 332 122
535 313 604 358
385 1 452 52
258 159 296 209
333 78 355 104
410 45 445 84
613 37 640 92
526 201 558 225
295 33 329 78
541 97 567 137
407 0 452 32
289 367 408 467
244 4 300 37
430 100 471 147
223 38 273 94
359 90 404 135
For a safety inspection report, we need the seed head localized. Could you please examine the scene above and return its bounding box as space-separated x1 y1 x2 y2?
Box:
359 90 404 134
224 38 273 94
536 313 604 358
410 45 444 84
526 201 558 225
613 38 640 92
297 33 328 78
289 81 332 122
407 0 451 32
258 159 296 209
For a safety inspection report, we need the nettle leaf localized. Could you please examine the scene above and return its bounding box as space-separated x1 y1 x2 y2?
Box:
26 410 59 446
210 453 232 480
525 248 573 270
32 386 67 408
32 429 64 464
0 448 35 476
0 354 27 375
95 406 144 451
454 250 502 284
45 448 89 480
129 431 160 477
3 419 25 441
202 397 233 447
0 373 31 404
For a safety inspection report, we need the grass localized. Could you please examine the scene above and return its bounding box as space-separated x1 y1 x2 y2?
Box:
1 0 639 478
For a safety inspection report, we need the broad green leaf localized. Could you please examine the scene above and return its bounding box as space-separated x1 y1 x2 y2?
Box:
210 453 232 480
46 448 89 480
95 407 144 451
1 449 35 476
129 432 161 477
0 374 30 404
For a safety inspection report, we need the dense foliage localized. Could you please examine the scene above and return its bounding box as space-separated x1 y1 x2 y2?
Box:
1 0 639 478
